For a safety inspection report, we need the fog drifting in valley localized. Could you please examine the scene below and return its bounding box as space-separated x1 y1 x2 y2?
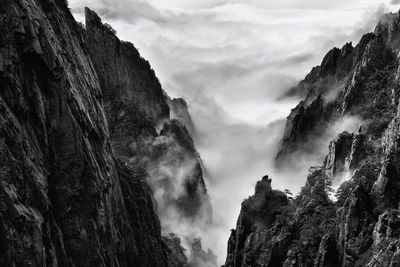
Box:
70 1 400 264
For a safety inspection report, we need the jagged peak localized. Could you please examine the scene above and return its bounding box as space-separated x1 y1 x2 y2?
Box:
85 7 118 37
168 97 196 137
374 10 400 49
340 42 354 57
293 44 355 94
292 10 400 94
171 97 189 107
357 32 376 47
303 43 353 83
254 175 272 195
85 7 104 30
374 11 400 35
85 7 171 123
320 47 341 72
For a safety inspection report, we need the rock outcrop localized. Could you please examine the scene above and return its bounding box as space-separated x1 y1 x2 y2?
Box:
189 238 218 267
224 170 337 267
226 10 400 267
225 176 290 267
84 8 211 224
324 129 366 182
0 0 208 266
85 8 169 125
169 97 196 138
276 12 399 165
367 210 400 266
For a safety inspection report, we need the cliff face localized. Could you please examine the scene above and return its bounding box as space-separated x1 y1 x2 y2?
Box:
84 8 169 125
0 0 208 266
0 0 170 266
225 171 336 267
323 130 366 182
225 10 400 267
84 8 211 225
225 176 290 267
169 97 196 138
276 14 400 165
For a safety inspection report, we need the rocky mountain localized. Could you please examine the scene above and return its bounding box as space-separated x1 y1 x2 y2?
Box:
276 13 400 166
169 97 196 138
225 10 400 267
85 7 211 226
0 0 210 266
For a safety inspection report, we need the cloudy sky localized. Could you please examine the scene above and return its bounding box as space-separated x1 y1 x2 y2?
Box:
70 0 400 264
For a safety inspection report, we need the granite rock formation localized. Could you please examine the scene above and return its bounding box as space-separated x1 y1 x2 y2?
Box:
323 129 366 182
85 8 211 224
169 97 196 138
276 12 400 165
189 238 218 267
0 0 209 266
225 10 400 267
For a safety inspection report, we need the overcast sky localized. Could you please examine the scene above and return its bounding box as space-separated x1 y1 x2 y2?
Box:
70 0 400 264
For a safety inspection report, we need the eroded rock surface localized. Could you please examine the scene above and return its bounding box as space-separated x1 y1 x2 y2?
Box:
276 12 400 166
226 10 400 267
169 97 196 138
0 1 208 266
85 8 211 224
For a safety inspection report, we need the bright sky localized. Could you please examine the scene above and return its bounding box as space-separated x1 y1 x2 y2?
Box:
70 0 400 264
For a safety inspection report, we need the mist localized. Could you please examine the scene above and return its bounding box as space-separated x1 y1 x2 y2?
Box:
69 0 400 265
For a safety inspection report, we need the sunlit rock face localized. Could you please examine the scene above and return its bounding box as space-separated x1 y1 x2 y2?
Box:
324 130 366 182
225 10 400 267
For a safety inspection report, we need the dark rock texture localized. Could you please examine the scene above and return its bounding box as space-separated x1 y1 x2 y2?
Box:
323 130 366 181
125 119 212 223
163 233 189 267
85 8 169 125
226 10 400 267
189 238 217 267
225 176 290 267
169 97 196 138
0 0 205 266
276 12 400 165
0 0 170 265
85 8 211 224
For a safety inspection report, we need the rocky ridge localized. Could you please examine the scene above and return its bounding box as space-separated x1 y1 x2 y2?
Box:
225 10 400 267
276 14 400 165
84 7 212 226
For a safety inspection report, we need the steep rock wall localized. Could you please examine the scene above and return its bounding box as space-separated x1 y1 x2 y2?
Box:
276 13 400 165
84 8 211 224
0 0 186 266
